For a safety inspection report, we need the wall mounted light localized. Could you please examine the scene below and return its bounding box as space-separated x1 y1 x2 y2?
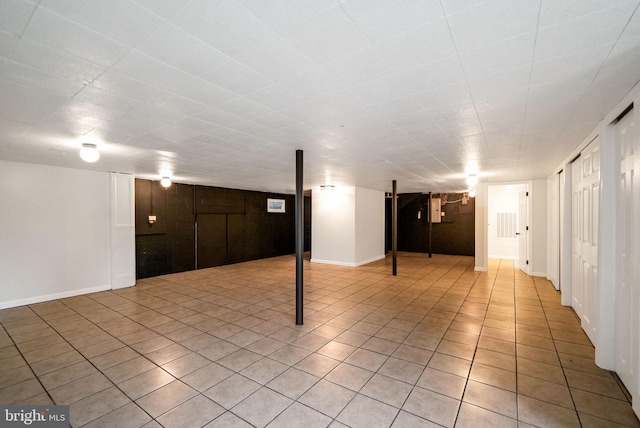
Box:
320 185 335 190
79 143 100 163
160 177 172 188
468 189 476 198
466 174 478 186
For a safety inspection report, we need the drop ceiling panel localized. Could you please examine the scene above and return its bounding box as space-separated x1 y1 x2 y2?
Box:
0 30 19 57
447 0 540 53
234 37 316 82
530 44 612 87
0 0 36 36
535 3 636 61
8 39 106 86
0 81 68 124
136 24 230 77
24 8 129 67
376 18 457 70
279 6 372 64
172 0 277 58
341 0 444 44
130 0 192 19
40 0 164 46
459 32 536 79
201 60 273 96
319 47 394 88
92 71 167 103
0 61 84 98
538 0 636 29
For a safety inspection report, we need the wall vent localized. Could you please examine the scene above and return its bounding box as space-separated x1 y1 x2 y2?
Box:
496 212 517 239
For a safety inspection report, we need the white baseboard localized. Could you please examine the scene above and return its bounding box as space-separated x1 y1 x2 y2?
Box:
488 255 518 260
311 254 386 267
311 259 356 267
355 254 386 266
0 284 111 310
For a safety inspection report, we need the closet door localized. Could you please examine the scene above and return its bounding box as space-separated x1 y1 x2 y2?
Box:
616 108 638 396
572 138 600 342
571 156 584 319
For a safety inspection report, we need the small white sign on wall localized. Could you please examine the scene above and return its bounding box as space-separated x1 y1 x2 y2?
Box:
267 198 285 213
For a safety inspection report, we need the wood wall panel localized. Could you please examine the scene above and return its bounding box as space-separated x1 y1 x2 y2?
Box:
135 179 295 279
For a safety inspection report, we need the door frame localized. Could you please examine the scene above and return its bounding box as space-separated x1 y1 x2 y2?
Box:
485 182 531 273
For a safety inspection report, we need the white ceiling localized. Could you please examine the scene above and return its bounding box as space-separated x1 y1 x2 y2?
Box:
1 0 640 194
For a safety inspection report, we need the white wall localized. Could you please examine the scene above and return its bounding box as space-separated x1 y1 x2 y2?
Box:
531 179 548 277
311 186 356 266
311 186 385 267
547 173 560 289
0 160 112 308
355 187 385 265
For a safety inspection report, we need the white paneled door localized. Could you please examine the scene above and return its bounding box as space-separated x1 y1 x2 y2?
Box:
616 108 639 398
571 139 600 343
518 190 529 274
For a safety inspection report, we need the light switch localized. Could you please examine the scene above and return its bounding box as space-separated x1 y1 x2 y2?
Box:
148 215 156 224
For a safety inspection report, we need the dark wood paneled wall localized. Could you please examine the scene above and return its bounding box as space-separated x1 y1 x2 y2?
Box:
386 193 475 256
135 179 295 279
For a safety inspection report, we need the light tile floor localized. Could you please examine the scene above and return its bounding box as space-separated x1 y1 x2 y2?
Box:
1 254 639 427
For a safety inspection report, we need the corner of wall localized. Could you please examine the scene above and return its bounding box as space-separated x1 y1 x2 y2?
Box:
474 183 488 272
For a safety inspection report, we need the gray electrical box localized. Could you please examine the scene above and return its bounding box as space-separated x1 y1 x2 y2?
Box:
430 198 442 223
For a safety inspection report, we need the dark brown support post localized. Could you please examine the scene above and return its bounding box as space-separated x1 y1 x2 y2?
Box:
295 150 304 325
428 192 433 258
392 180 397 276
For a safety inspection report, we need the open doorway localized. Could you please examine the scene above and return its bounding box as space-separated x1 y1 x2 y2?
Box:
488 183 530 273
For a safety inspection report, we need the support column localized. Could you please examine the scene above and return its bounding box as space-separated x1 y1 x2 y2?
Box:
428 192 433 258
295 150 304 325
392 180 397 276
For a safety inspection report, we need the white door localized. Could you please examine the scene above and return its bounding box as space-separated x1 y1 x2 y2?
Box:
518 189 529 274
571 156 583 319
616 108 638 397
571 139 600 342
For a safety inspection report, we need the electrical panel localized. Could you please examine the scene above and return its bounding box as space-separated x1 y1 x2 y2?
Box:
430 197 442 223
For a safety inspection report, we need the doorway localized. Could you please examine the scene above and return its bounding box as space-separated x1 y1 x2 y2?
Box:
488 183 529 273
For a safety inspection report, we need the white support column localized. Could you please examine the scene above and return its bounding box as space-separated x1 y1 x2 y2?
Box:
474 183 488 272
110 172 136 289
595 121 618 370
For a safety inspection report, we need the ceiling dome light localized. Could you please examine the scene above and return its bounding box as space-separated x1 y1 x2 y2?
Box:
466 174 478 186
79 143 100 163
160 177 172 188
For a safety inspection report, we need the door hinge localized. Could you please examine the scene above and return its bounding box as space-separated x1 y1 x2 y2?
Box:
526 260 529 265
526 226 529 231
526 191 529 196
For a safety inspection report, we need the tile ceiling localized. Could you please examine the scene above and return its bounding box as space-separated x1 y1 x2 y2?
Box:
1 0 640 194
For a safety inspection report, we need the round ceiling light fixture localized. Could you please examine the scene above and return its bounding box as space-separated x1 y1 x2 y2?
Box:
160 177 172 188
79 143 100 163
466 174 478 186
